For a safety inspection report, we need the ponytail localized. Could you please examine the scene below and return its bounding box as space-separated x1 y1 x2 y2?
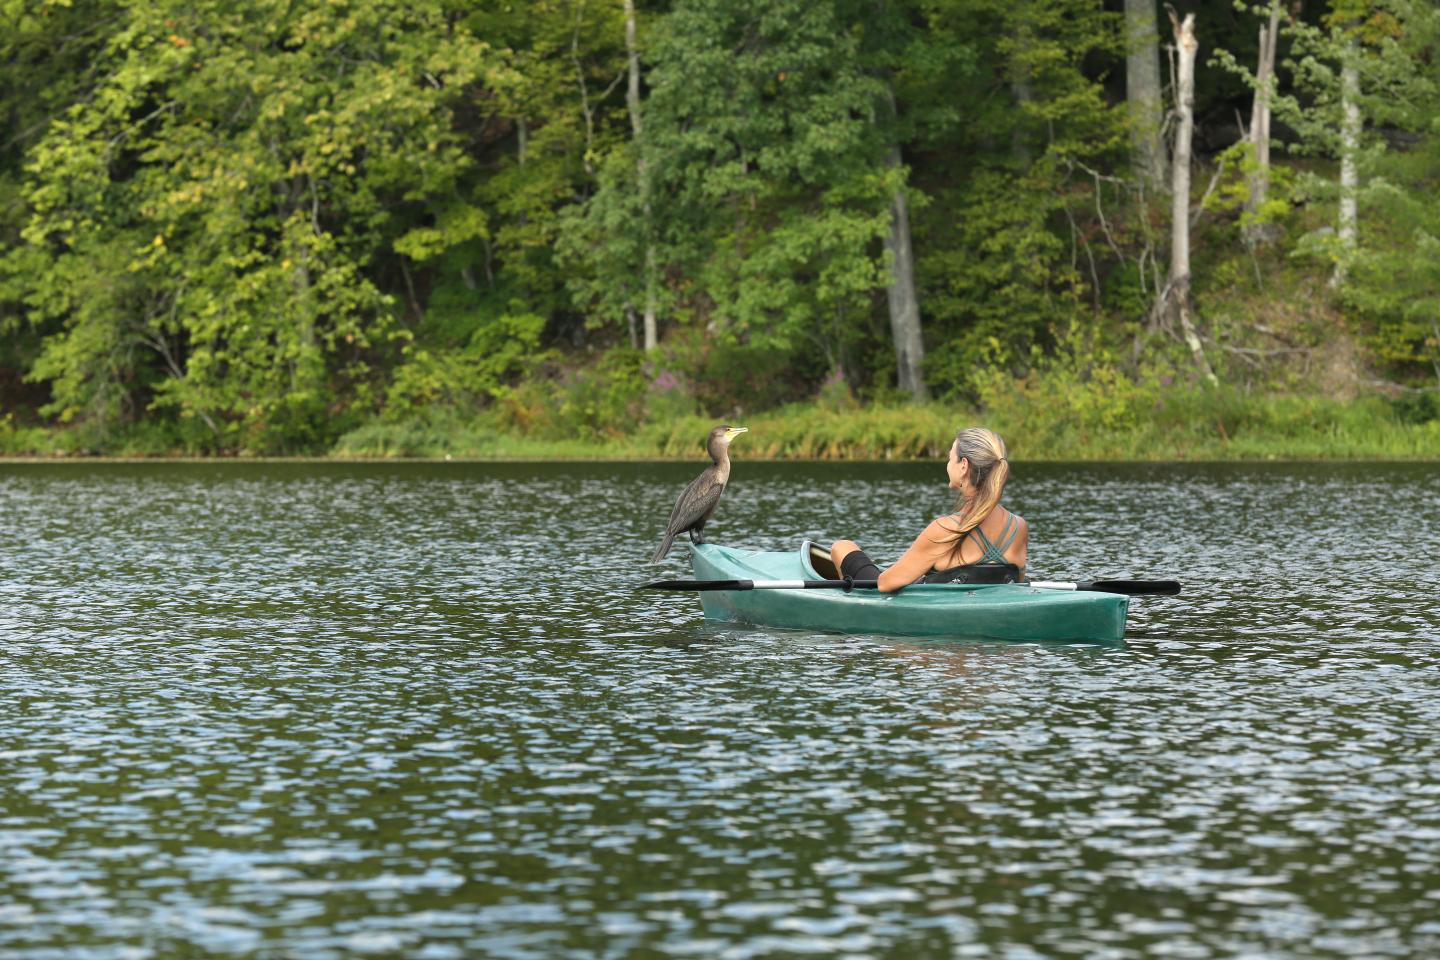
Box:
935 427 1009 552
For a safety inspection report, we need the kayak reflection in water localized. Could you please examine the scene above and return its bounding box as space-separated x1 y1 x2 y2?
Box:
830 426 1028 593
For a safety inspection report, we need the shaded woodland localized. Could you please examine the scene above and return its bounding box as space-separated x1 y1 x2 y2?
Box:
2 0 1438 454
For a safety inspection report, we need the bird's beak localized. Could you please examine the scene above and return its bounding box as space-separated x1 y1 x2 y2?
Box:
726 427 748 440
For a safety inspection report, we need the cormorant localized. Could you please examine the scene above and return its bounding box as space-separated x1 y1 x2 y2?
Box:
651 425 748 562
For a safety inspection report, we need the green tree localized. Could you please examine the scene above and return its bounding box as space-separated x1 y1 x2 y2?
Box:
1333 1 1440 383
0 0 120 408
569 0 898 389
382 1 628 420
915 0 1128 397
15 0 488 451
1273 0 1437 284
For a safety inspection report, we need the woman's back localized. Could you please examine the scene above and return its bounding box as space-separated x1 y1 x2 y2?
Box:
936 506 1026 570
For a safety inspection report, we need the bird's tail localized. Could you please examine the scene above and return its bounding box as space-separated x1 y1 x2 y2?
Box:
651 531 678 564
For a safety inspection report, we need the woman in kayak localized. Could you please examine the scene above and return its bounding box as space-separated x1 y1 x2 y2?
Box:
830 426 1026 592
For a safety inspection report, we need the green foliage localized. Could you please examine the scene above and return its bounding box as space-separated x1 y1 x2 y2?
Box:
333 408 501 459
1389 390 1440 425
12 0 490 452
973 322 1177 450
0 412 68 456
1259 0 1440 272
683 338 823 415
912 0 1125 399
815 368 860 413
1273 1 1427 159
490 348 654 442
553 348 651 440
3 0 1440 458
920 171 1082 397
385 312 546 417
467 0 627 321
634 403 961 460
1200 141 1297 232
573 0 897 353
644 364 701 422
1339 124 1440 382
974 344 1439 460
340 389 1440 461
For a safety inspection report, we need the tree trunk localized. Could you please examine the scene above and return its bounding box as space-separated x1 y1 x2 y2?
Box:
1242 2 1282 247
1164 10 1218 386
516 117 528 229
1125 0 1167 192
625 304 639 350
623 0 658 351
884 149 928 403
1008 13 1034 165
1010 76 1033 165
1333 38 1360 288
882 87 928 402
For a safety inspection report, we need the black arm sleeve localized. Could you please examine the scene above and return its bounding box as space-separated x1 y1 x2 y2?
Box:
839 549 882 581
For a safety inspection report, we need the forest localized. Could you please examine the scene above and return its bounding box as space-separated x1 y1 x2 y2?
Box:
2 0 1439 458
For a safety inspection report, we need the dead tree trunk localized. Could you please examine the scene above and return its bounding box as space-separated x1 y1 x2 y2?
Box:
1126 0 1168 192
1009 76 1033 164
1243 1 1282 247
884 147 928 403
1162 10 1218 386
882 86 928 402
1333 37 1360 288
623 0 658 350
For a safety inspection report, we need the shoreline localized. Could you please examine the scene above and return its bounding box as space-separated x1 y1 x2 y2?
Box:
2 453 1436 465
5 392 1437 463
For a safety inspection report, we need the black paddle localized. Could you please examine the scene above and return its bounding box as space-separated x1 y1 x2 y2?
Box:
641 578 1181 596
1029 579 1181 596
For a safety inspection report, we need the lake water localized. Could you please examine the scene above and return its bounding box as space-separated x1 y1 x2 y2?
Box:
1 460 1437 958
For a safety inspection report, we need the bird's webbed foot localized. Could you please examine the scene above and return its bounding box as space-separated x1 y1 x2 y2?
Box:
689 528 706 544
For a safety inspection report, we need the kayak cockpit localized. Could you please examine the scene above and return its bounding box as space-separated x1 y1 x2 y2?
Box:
801 540 842 579
799 539 1021 585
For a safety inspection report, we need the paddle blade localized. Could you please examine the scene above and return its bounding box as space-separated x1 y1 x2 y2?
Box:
1082 579 1181 596
641 578 753 592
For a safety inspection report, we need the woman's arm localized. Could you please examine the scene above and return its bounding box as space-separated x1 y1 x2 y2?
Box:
832 519 956 593
836 515 1024 592
875 519 955 593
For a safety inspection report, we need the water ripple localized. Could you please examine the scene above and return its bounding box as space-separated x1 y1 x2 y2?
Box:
0 461 1437 958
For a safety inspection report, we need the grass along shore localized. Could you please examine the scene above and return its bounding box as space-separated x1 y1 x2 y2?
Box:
3 389 1437 462
338 389 1439 460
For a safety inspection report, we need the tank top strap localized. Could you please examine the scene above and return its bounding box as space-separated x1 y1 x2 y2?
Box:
974 512 1019 564
993 512 1020 552
971 521 996 551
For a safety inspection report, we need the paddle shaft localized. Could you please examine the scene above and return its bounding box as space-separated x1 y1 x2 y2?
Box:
645 578 877 592
1030 579 1181 595
642 578 1180 596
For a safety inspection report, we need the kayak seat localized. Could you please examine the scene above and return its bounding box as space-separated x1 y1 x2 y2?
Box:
803 540 1019 584
920 563 1022 585
807 542 842 579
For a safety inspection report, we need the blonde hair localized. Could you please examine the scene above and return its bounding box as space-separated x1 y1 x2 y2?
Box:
935 427 1009 554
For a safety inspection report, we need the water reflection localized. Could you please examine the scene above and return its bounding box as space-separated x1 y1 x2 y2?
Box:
0 461 1437 958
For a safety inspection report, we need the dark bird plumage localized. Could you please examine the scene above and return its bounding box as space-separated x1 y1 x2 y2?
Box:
651 425 748 563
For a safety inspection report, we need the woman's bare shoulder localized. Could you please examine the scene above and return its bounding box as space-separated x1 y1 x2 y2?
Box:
1008 511 1029 549
907 517 960 553
931 514 964 535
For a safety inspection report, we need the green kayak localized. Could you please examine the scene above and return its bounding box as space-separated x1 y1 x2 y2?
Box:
688 542 1130 644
